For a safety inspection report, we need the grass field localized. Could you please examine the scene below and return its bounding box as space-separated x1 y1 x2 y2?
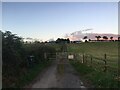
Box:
67 42 118 69
67 42 118 56
67 42 119 88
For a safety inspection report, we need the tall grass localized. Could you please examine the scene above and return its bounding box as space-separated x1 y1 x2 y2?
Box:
70 60 119 88
16 60 52 88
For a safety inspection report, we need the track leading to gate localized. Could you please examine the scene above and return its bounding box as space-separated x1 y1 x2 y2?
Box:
27 52 86 89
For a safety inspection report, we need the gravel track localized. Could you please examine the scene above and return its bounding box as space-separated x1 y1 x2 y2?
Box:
25 52 87 89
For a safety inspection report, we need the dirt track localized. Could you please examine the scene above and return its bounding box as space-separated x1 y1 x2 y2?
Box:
25 52 87 89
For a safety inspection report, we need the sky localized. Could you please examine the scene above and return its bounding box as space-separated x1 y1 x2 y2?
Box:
1 0 120 2
2 2 118 41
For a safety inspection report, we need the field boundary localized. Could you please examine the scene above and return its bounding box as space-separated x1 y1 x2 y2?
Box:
67 52 118 74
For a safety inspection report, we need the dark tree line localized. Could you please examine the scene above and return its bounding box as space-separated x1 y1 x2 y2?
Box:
56 38 70 44
2 31 56 88
83 35 120 41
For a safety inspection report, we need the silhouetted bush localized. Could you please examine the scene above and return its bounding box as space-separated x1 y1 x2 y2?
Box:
2 31 56 88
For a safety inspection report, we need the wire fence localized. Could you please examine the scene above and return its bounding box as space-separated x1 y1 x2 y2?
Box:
44 52 119 75
67 52 119 74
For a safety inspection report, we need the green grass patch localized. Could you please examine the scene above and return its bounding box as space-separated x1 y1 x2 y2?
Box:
70 60 94 75
57 64 64 75
70 60 119 88
67 42 118 75
86 70 119 88
67 42 118 57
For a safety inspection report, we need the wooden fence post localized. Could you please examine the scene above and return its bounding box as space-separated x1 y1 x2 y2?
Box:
85 55 87 64
44 53 47 59
76 53 78 62
79 53 82 63
104 54 107 72
74 53 76 61
104 53 107 59
82 54 85 63
91 55 93 67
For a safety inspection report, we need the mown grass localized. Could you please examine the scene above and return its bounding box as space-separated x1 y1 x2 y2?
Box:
67 42 118 56
67 42 118 69
68 42 119 88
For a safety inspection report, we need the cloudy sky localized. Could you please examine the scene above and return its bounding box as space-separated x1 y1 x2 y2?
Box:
2 2 118 41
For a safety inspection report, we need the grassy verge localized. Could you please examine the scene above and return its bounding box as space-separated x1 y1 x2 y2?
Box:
70 60 119 88
57 64 64 75
16 60 52 88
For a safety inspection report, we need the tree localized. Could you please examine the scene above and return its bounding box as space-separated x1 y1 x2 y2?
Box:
56 38 70 44
66 38 70 43
83 36 87 39
95 36 101 41
2 31 57 88
2 31 23 65
110 37 113 41
83 36 88 42
118 37 120 41
103 36 108 40
2 31 26 87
